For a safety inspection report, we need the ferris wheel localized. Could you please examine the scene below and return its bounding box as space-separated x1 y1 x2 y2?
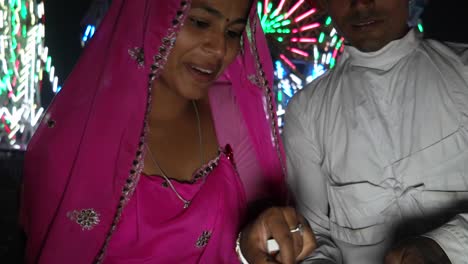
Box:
257 0 345 127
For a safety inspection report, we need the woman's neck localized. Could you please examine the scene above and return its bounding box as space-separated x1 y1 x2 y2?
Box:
150 79 194 121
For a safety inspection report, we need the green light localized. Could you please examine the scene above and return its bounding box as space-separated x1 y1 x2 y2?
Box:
277 37 284 42
0 85 7 95
418 23 424 33
267 14 284 27
272 22 282 29
21 2 28 19
11 37 17 49
269 11 278 20
257 2 262 19
330 58 336 68
46 56 52 72
277 91 283 102
261 12 269 28
22 25 27 37
1 77 9 94
10 52 16 63
325 16 332 26
319 32 325 43
336 40 342 49
267 2 273 13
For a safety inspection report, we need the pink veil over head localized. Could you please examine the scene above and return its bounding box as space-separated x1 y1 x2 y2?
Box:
21 0 286 263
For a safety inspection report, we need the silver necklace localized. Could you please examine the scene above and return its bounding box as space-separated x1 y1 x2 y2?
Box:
145 100 204 209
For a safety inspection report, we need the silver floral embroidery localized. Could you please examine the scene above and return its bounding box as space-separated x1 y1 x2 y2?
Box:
67 209 100 231
128 47 145 67
196 231 212 248
248 74 261 87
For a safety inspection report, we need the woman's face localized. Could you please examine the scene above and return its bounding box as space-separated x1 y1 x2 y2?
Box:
156 0 250 100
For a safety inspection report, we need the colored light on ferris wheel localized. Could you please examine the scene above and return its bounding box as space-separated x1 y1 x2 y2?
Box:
284 0 305 19
290 37 317 43
1 0 55 149
263 0 270 14
418 23 424 32
288 47 309 57
279 54 296 70
82 24 96 43
299 22 321 32
318 32 325 43
272 0 287 16
294 8 317 23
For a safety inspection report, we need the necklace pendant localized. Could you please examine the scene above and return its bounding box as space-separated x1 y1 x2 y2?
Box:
183 201 190 209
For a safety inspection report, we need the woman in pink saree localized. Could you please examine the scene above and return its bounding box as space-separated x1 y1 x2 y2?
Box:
21 0 314 263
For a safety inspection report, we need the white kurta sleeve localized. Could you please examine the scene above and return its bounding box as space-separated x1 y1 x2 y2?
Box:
283 94 342 264
444 42 468 65
420 41 468 264
422 214 468 263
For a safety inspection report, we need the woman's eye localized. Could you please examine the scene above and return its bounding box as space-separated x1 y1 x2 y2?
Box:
190 18 209 28
227 30 242 39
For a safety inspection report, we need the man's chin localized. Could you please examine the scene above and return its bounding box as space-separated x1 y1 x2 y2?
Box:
351 38 391 53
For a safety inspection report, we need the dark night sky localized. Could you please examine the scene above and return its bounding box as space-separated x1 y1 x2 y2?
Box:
41 0 93 105
41 0 468 105
44 0 93 83
422 0 468 43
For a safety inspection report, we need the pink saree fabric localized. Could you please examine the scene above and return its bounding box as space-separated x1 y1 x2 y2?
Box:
105 154 246 264
104 83 271 263
21 0 286 263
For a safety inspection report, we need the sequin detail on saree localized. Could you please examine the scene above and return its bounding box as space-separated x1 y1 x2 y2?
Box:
195 231 212 248
128 47 145 67
67 209 100 231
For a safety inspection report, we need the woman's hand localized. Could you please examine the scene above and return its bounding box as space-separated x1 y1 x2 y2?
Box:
239 207 316 264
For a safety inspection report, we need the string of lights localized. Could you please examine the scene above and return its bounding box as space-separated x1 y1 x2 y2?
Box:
0 0 58 149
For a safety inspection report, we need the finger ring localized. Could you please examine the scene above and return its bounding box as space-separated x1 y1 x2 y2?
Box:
290 223 303 235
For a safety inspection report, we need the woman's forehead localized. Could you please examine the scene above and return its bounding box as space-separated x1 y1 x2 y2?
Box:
190 0 251 18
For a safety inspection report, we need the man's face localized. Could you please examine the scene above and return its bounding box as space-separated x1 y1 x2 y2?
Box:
326 0 410 52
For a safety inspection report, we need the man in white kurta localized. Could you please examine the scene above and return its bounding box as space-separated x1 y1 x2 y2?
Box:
284 1 468 263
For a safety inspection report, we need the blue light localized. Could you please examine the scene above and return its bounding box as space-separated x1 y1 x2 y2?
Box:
90 26 96 38
281 80 294 98
82 25 96 44
275 60 286 79
85 25 92 37
308 64 326 82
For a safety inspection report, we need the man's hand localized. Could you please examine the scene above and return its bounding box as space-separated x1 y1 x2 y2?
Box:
240 207 316 264
384 237 451 264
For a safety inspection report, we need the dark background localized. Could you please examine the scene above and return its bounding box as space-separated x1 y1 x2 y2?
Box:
1 0 468 263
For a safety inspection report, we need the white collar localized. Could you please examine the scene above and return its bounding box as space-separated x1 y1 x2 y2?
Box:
343 29 422 70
